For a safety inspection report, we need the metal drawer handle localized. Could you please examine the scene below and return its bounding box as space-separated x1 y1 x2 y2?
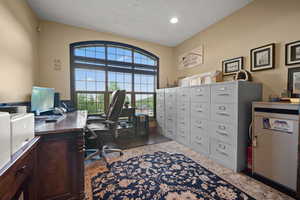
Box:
180 122 185 125
197 109 203 113
16 165 28 176
218 125 226 130
196 141 202 145
218 106 226 110
197 126 203 129
216 130 228 136
218 143 226 149
217 112 229 116
196 94 203 96
216 149 228 157
168 118 173 121
218 93 230 96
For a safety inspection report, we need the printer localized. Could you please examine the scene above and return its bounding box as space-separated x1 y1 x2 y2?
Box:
10 113 35 155
0 112 34 169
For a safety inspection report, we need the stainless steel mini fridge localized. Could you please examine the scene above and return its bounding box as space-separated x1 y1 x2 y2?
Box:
252 102 299 191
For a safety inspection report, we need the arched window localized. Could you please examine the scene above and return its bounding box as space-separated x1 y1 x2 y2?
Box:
70 41 159 116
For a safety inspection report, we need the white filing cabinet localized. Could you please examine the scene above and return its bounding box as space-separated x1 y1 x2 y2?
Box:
156 89 165 136
0 112 11 169
156 81 262 172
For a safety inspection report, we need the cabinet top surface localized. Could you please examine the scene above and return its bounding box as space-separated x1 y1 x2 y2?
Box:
35 111 87 136
157 81 261 90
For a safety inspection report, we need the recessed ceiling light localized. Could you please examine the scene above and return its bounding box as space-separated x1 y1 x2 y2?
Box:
170 17 178 24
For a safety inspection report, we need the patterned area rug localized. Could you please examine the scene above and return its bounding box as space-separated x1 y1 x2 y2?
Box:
92 151 254 200
85 141 293 200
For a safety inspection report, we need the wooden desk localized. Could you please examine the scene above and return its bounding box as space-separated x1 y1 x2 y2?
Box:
35 111 87 200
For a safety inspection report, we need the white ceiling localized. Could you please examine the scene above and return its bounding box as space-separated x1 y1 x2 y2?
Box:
27 0 252 47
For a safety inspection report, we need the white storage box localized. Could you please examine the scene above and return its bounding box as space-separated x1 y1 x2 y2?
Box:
10 113 34 155
0 112 11 169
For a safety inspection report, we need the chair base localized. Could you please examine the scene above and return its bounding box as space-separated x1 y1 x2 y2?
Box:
85 146 123 167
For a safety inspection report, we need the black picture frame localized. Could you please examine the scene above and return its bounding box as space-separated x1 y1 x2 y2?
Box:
222 57 244 76
285 40 300 66
287 67 300 98
250 43 275 72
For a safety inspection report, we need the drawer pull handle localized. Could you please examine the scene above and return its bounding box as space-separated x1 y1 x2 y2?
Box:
218 143 226 149
217 112 229 116
196 126 203 129
196 141 202 145
218 93 230 96
218 106 226 110
197 110 203 113
218 125 226 130
16 165 27 176
216 149 228 157
196 94 203 96
216 130 228 136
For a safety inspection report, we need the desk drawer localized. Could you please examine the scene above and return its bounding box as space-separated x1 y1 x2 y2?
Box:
211 103 235 123
191 102 210 120
0 151 34 199
191 86 210 102
211 84 235 103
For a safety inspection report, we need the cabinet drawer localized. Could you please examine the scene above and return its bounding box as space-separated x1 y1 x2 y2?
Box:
165 103 176 113
177 115 189 128
156 115 165 127
176 126 190 145
0 151 34 199
190 86 210 102
176 88 190 102
211 122 235 145
191 119 209 133
165 128 176 139
210 139 234 169
156 91 165 100
211 103 235 123
177 102 190 116
165 90 176 102
191 133 210 156
156 103 165 112
191 102 210 120
211 84 235 103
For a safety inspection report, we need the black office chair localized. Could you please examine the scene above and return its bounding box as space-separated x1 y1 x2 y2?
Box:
85 90 126 165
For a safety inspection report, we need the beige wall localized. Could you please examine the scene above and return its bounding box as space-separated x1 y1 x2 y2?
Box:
174 0 300 100
38 21 175 100
0 0 39 103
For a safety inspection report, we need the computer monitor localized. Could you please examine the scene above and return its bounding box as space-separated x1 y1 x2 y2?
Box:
31 86 55 115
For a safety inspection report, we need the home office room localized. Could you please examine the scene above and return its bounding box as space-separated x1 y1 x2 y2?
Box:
0 0 300 199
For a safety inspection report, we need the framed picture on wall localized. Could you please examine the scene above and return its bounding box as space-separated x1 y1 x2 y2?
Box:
222 57 243 76
286 40 300 66
250 43 275 72
287 67 300 98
